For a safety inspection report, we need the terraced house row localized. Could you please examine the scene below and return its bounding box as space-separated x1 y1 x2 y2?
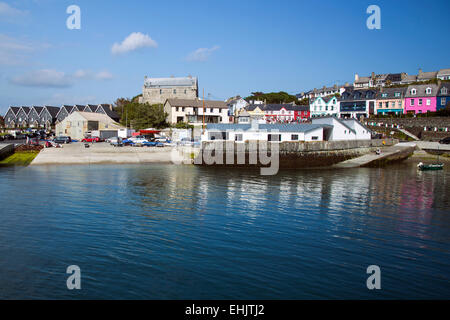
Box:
307 82 450 119
3 104 119 129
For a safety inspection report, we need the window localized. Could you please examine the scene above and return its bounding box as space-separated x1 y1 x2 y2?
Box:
411 89 417 95
378 102 382 107
184 89 187 94
426 99 431 106
426 88 432 94
235 134 243 141
391 102 395 108
311 136 319 140
291 134 299 140
394 92 401 97
268 134 281 141
173 89 177 94
442 87 448 95
160 89 162 94
382 93 387 98
442 98 446 105
410 99 415 106
418 99 423 106
397 101 402 107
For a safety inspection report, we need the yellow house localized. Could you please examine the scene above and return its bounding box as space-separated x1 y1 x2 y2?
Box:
244 104 265 121
55 111 123 140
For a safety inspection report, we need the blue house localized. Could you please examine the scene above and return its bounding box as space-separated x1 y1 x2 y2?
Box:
437 83 450 111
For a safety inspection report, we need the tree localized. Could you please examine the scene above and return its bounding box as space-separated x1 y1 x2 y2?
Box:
245 91 298 104
119 101 168 129
0 115 4 128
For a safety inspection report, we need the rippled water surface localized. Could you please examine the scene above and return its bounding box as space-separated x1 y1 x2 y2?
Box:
0 163 449 299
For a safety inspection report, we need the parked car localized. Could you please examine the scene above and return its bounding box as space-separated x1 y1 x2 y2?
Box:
106 137 119 144
439 137 450 144
81 137 102 143
129 135 149 144
2 134 14 141
54 136 72 144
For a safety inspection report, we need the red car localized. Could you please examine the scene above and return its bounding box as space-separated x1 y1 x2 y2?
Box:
81 137 102 142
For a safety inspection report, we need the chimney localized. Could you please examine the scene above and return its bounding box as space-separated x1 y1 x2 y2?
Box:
438 79 442 86
419 68 423 74
345 82 349 86
334 84 337 89
323 85 326 90
371 72 375 79
355 73 359 81
109 104 113 111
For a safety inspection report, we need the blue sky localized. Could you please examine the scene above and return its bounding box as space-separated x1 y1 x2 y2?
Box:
0 0 449 114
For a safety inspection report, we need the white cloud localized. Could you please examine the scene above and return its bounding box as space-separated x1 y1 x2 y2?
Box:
111 32 158 55
10 69 74 88
0 34 34 66
10 69 114 88
186 45 220 62
95 71 113 80
0 2 27 17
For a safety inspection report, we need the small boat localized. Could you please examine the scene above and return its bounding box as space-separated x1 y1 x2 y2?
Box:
417 162 444 171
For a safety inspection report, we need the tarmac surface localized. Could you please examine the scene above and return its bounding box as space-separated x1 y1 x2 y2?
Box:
30 142 189 165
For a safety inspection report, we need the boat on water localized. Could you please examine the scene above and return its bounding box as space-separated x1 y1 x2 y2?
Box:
417 162 444 171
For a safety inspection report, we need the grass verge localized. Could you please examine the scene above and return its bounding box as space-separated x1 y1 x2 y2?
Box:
0 151 40 166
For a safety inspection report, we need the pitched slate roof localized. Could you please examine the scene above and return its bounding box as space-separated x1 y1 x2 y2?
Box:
44 106 60 118
20 106 31 115
166 98 227 109
74 105 86 111
437 68 450 77
97 104 120 120
62 105 75 113
376 87 407 99
32 106 44 115
417 71 437 81
8 106 20 115
405 84 439 97
144 76 197 88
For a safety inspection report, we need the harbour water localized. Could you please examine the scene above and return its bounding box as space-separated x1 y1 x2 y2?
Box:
0 163 449 299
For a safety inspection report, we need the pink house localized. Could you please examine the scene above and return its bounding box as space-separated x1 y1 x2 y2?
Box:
404 84 438 114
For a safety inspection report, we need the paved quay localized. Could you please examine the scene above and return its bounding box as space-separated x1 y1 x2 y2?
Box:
30 142 188 165
332 142 416 168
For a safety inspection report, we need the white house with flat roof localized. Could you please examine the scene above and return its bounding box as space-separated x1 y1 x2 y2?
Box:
201 122 326 142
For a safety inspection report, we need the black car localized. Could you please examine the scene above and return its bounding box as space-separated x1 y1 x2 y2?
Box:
439 137 450 144
54 136 72 144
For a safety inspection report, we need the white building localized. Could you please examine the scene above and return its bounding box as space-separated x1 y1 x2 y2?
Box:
311 116 371 140
55 111 123 140
226 96 249 117
309 96 339 118
164 98 229 126
201 122 325 142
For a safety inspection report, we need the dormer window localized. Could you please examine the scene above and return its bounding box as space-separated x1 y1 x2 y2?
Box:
425 87 432 94
411 88 417 95
394 92 400 97
441 87 448 95
382 93 387 98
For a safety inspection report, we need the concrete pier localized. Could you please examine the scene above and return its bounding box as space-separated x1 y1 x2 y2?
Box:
333 143 416 168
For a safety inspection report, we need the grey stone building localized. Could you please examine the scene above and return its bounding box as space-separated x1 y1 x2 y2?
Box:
141 76 198 105
3 107 20 128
